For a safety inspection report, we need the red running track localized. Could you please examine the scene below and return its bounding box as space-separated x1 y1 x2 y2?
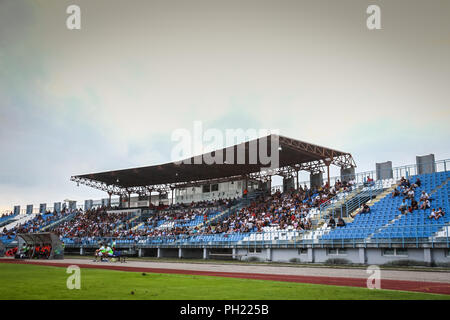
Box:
1 259 449 295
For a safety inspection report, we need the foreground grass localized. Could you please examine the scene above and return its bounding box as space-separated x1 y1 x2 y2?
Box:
0 264 448 300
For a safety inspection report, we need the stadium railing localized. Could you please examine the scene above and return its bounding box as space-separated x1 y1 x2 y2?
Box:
59 222 449 249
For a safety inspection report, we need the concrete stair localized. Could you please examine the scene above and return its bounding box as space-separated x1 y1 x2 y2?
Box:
199 202 244 227
114 214 140 232
347 184 398 224
319 185 364 218
306 183 399 241
131 222 144 231
313 183 387 229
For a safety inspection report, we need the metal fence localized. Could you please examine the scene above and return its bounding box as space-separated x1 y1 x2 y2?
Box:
271 159 449 193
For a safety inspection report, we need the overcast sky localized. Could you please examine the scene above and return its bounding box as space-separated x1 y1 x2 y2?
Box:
0 0 449 212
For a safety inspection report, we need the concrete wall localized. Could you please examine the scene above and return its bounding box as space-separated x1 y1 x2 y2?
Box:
340 167 355 183
313 247 361 263
430 248 450 264
271 249 301 262
416 154 436 175
283 177 295 192
365 248 424 265
175 180 245 203
213 247 450 266
68 245 450 266
236 248 266 262
310 173 323 189
376 161 393 180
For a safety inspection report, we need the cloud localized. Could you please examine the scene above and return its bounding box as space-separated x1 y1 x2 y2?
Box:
0 0 449 211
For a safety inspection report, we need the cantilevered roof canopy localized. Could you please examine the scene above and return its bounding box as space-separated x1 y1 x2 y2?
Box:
71 135 355 195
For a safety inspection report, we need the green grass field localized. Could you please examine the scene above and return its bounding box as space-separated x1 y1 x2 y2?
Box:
0 264 449 300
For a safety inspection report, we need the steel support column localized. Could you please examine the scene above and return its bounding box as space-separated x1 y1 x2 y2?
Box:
108 192 112 208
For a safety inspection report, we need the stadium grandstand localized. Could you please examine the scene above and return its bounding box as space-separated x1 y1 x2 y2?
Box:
1 135 449 265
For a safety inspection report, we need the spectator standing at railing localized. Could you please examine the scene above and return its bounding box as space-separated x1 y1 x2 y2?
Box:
364 176 374 187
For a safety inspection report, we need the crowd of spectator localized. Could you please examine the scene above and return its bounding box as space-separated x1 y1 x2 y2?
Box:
2 179 356 242
46 199 237 241
59 180 355 241
1 208 79 239
391 176 446 221
51 207 134 239
201 179 355 235
0 212 15 218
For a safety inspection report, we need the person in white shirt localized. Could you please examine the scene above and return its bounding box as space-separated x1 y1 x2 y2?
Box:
93 244 105 262
429 209 438 220
420 199 431 210
436 207 445 219
420 191 429 201
105 246 114 258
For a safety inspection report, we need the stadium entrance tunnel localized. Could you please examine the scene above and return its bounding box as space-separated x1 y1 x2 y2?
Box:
179 248 203 259
17 232 64 259
209 248 235 261
158 248 179 259
154 248 204 259
64 246 84 256
139 248 158 257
